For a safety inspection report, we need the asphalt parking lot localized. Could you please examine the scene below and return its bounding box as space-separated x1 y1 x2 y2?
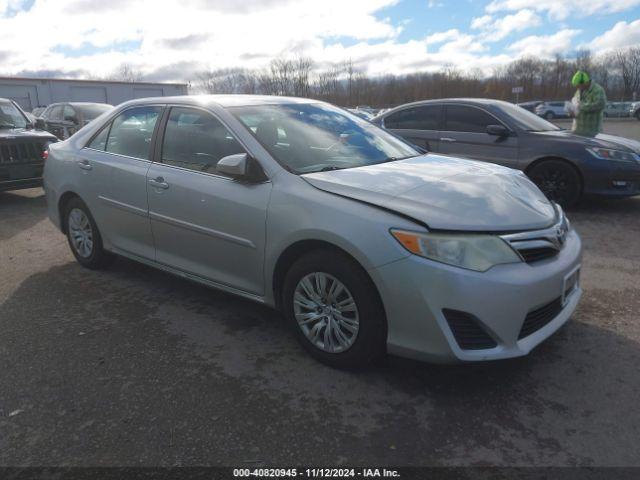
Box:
1 122 639 467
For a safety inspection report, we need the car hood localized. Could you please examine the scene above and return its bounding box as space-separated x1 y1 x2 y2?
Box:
531 129 640 153
0 127 57 141
302 155 556 232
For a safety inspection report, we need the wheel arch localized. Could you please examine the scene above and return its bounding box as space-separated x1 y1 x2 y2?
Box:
57 190 82 234
271 239 385 318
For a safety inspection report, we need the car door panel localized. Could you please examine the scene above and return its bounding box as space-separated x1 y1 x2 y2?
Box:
147 166 271 294
147 106 270 295
439 104 519 168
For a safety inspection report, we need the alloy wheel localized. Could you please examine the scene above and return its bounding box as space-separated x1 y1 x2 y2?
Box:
68 208 94 258
293 272 359 353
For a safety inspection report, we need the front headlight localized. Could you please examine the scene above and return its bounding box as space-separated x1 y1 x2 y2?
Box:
587 147 640 164
390 230 521 272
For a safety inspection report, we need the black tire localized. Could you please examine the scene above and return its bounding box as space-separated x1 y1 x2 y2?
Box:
545 111 555 120
636 111 640 121
64 197 114 269
527 160 582 208
282 250 386 369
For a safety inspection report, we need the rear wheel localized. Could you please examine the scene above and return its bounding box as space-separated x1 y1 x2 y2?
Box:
528 160 582 208
64 197 113 269
282 250 386 369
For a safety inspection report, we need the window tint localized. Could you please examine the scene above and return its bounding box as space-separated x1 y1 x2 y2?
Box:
444 105 497 133
105 106 161 160
385 105 441 130
88 124 110 151
161 107 246 174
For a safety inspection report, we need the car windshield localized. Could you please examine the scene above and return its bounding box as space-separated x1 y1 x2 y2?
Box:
78 104 112 121
499 102 561 132
230 102 419 174
0 100 28 129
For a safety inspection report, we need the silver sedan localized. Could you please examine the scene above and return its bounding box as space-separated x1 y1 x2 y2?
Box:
43 95 582 368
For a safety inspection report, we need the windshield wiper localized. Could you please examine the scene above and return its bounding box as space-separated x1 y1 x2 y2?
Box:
318 166 347 172
379 154 420 164
0 123 17 129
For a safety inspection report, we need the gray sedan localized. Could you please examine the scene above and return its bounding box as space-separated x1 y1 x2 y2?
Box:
43 95 582 368
373 98 640 206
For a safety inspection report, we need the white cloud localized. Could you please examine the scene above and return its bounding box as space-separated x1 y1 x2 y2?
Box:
507 29 581 57
424 29 462 45
486 0 640 20
590 18 640 52
472 9 541 41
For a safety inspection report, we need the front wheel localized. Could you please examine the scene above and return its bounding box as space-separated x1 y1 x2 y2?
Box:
64 197 113 269
528 160 582 208
282 250 386 369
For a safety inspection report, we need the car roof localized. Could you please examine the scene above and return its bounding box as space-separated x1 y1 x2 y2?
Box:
118 94 318 109
374 98 518 117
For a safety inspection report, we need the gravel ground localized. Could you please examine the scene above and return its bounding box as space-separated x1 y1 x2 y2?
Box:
0 187 639 468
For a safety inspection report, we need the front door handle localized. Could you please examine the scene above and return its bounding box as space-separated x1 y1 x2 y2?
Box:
440 137 457 142
149 177 169 190
77 159 92 170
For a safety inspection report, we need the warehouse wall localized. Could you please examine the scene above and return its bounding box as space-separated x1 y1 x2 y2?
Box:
0 77 188 111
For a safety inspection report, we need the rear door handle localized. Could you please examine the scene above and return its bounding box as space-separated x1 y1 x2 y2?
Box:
149 177 169 190
77 159 92 170
440 137 457 142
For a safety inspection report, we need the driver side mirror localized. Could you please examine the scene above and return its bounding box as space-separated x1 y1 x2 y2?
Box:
35 118 46 130
487 124 509 137
216 153 267 183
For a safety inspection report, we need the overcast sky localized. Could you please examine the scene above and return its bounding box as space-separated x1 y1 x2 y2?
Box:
1 0 639 82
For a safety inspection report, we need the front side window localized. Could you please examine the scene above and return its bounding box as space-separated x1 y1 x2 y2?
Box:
161 107 246 174
0 100 28 129
48 105 63 121
231 102 419 174
385 105 441 130
63 105 77 123
444 105 497 133
105 106 161 160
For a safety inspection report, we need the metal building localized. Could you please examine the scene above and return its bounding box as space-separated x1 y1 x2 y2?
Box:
0 77 189 111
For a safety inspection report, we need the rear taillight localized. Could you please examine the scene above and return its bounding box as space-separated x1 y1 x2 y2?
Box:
42 149 49 160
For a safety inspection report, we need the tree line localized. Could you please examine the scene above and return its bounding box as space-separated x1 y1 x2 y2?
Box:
189 47 640 108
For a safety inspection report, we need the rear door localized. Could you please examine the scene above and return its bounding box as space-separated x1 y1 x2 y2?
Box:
383 104 442 152
146 106 271 295
438 104 518 168
78 105 162 260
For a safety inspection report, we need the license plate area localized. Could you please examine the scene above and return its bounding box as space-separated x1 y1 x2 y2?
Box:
562 266 580 306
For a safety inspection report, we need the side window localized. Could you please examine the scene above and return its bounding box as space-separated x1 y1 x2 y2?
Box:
105 106 161 160
385 105 441 130
63 105 77 123
48 105 63 121
444 105 497 133
161 107 246 175
87 124 110 151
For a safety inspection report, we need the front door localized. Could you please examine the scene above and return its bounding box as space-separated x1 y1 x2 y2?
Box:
439 104 519 168
147 106 271 295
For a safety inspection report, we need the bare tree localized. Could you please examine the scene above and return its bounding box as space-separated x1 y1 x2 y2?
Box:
112 63 142 83
616 47 640 101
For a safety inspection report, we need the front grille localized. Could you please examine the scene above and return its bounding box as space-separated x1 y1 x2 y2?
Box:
501 207 569 265
518 297 563 339
517 246 559 263
443 309 497 350
0 142 44 165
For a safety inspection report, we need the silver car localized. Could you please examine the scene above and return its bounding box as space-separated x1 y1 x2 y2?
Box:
43 95 583 368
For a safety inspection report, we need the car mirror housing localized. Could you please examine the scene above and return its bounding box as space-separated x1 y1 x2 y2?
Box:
217 153 267 183
34 118 46 130
487 124 509 137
